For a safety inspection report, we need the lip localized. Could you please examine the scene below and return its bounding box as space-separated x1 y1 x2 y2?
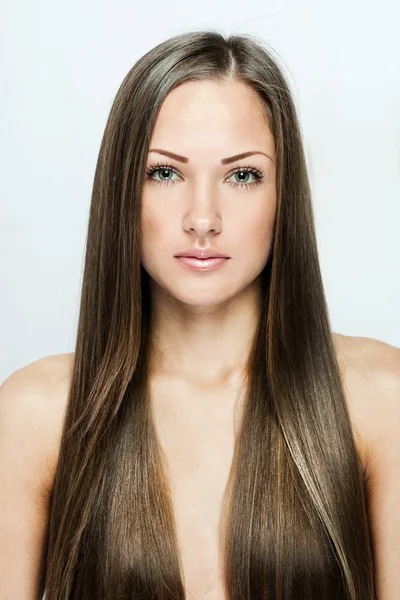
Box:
175 249 230 259
175 256 229 271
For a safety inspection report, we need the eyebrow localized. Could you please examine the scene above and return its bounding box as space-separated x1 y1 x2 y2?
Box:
148 148 274 164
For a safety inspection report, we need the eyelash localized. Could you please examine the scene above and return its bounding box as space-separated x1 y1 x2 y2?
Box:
144 161 264 190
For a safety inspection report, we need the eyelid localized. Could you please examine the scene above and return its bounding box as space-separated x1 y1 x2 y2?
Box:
145 162 264 179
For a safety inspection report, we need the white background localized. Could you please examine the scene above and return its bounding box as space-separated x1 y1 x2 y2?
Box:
1 0 399 382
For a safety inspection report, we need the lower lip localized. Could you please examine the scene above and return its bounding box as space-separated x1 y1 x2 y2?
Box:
175 256 229 271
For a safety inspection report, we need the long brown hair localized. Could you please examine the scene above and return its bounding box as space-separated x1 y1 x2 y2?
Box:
41 30 376 599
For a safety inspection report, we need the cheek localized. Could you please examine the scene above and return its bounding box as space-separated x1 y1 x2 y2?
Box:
141 194 163 240
140 188 277 259
239 200 276 258
140 200 176 261
141 212 161 243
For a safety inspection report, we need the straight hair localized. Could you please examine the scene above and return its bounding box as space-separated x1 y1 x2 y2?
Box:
41 30 376 599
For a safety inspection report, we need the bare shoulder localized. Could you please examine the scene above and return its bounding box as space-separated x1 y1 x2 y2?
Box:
332 333 400 595
0 355 74 595
0 352 74 503
332 331 400 477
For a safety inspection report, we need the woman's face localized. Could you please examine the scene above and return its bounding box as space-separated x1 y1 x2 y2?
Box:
140 78 277 307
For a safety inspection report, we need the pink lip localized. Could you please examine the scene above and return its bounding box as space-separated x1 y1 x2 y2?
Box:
175 256 229 271
175 249 229 259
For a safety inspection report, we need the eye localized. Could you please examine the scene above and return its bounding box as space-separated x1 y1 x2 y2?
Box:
227 167 264 189
144 162 264 189
145 163 181 186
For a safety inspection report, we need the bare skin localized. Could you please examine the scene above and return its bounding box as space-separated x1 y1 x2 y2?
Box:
141 79 276 388
2 80 399 598
139 80 377 597
139 78 276 596
32 332 400 600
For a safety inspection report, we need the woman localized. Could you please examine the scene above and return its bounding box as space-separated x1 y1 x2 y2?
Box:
1 29 399 600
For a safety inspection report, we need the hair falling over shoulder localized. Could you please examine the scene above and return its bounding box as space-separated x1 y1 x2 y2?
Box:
39 30 377 600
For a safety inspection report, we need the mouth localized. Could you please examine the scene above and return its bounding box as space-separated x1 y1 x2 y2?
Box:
175 256 229 271
174 249 230 260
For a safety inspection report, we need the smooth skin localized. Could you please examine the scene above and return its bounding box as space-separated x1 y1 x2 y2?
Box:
141 79 277 388
0 79 399 599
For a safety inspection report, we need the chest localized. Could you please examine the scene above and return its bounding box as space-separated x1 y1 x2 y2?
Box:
148 369 371 600
150 376 244 600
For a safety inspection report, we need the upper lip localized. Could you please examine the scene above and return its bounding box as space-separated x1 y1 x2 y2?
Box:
175 248 230 259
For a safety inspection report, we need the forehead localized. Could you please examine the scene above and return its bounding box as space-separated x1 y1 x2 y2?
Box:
149 79 274 157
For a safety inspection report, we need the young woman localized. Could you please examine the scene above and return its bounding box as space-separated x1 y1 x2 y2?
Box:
1 29 399 600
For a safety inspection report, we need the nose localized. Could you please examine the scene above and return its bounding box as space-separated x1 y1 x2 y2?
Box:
184 216 222 237
182 185 222 237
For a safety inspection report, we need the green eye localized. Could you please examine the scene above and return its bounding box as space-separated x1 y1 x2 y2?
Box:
228 169 263 188
145 164 181 186
145 163 264 189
